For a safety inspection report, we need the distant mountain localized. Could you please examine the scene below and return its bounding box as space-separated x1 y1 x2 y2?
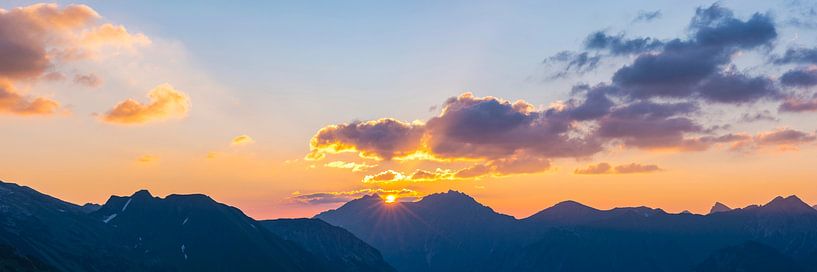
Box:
316 190 517 272
1 180 390 272
90 190 325 272
696 241 807 272
709 202 731 214
0 181 144 271
318 191 817 272
261 218 395 272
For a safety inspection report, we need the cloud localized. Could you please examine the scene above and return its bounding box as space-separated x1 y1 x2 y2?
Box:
596 101 705 150
80 23 150 51
424 93 600 160
544 51 602 79
307 118 425 160
289 188 419 205
101 83 190 124
0 4 148 80
634 10 662 22
136 155 157 163
325 161 377 172
730 128 817 151
575 162 662 174
231 134 255 146
779 96 817 113
608 4 779 104
0 80 60 116
740 110 778 122
73 73 102 88
774 47 817 64
585 31 664 55
780 67 817 87
754 128 817 146
0 3 151 118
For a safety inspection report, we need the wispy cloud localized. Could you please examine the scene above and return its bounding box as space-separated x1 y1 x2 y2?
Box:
575 162 662 175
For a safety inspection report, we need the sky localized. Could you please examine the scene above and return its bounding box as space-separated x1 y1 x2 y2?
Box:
2 0 817 219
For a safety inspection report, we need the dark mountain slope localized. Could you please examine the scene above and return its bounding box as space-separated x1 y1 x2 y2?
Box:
0 181 143 272
316 190 518 272
91 190 325 272
318 190 817 272
262 218 395 272
696 241 807 272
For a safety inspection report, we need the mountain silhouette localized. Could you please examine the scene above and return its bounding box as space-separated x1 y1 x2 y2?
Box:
318 191 817 272
709 202 731 214
0 181 144 271
4 180 817 272
315 190 517 272
90 190 324 271
0 181 391 272
695 241 807 272
261 218 395 272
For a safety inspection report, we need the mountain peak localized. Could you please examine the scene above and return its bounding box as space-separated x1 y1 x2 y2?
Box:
550 200 594 210
760 195 815 214
709 202 732 214
131 189 153 199
418 190 479 206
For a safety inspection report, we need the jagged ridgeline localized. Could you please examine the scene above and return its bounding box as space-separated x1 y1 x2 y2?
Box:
0 181 394 272
3 181 817 272
316 190 817 272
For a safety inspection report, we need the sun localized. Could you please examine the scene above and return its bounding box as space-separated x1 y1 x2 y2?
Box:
384 194 397 203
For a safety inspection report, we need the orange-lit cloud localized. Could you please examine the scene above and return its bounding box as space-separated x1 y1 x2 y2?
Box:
0 4 149 80
80 23 151 51
289 188 420 204
730 128 817 152
0 80 60 116
574 162 662 175
101 84 190 124
136 155 158 163
324 161 377 172
231 134 255 146
0 3 151 118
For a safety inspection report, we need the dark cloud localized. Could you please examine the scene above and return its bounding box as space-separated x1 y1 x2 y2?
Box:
634 10 662 22
740 110 778 122
567 84 616 121
308 118 425 160
597 101 703 149
774 47 817 64
696 73 779 103
609 4 779 104
585 31 664 55
424 93 601 160
544 51 601 79
689 5 776 49
780 68 817 87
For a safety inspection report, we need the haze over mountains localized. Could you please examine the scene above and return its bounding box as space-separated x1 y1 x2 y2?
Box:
3 180 817 271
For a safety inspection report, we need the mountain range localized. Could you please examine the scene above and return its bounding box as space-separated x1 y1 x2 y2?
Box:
317 190 817 272
0 181 393 272
3 180 817 271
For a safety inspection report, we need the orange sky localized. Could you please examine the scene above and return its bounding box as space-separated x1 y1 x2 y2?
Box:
2 2 817 220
